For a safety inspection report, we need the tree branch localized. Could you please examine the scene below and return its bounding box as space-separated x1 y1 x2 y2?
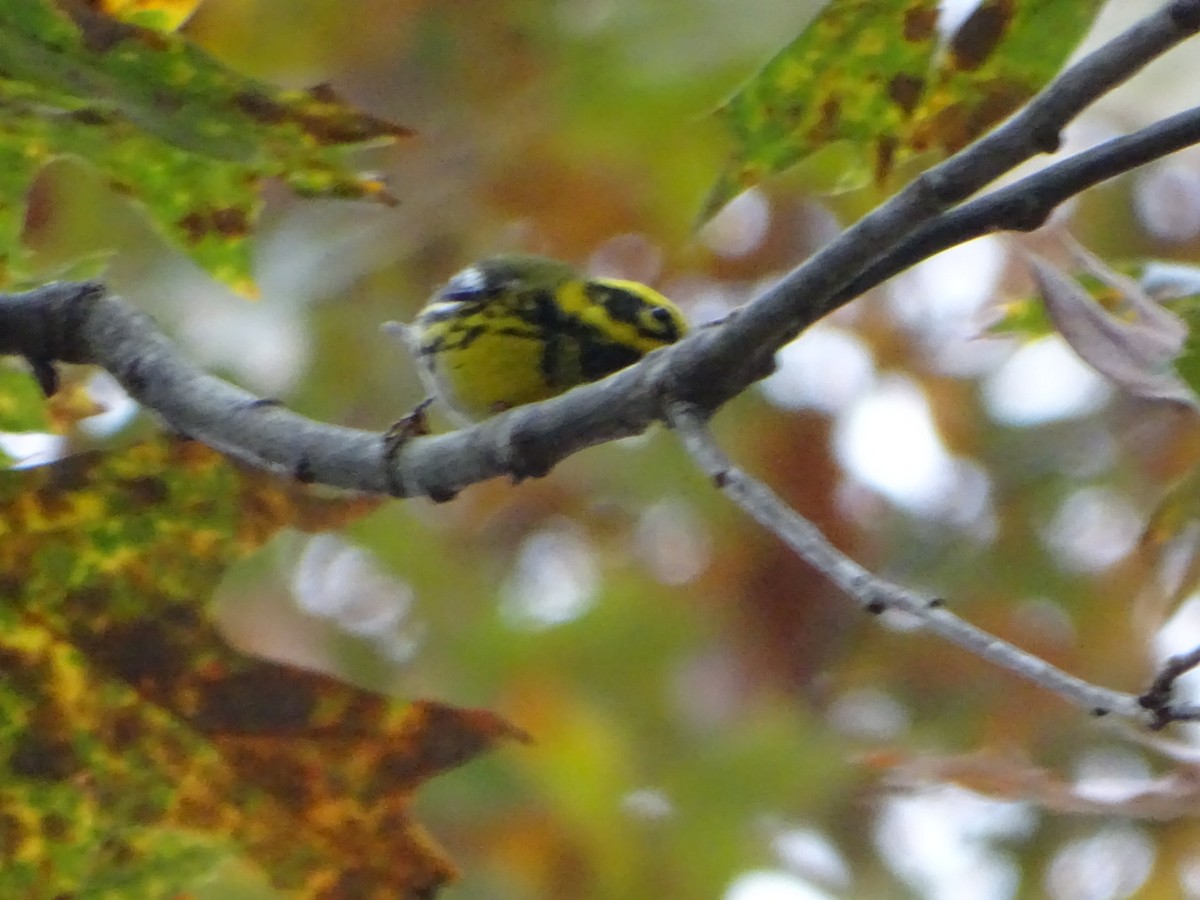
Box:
1138 646 1200 728
2 0 1200 501
3 4 1200 733
835 103 1200 307
0 2 1198 505
676 0 1200 411
664 403 1200 729
0 279 676 495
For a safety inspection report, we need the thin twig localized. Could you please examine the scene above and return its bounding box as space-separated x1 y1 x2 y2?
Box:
2 7 1199 733
1140 646 1200 728
665 403 1152 723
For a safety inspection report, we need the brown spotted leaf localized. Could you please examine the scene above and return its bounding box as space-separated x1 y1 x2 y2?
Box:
0 437 525 897
0 0 410 293
904 0 1103 158
703 0 1103 218
702 0 940 218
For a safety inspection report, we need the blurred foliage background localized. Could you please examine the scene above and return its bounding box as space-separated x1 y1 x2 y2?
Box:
19 0 1200 897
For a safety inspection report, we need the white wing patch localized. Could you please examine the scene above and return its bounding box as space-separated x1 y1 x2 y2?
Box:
419 300 470 318
446 266 487 296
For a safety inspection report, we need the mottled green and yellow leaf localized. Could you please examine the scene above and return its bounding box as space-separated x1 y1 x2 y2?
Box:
0 0 410 293
0 437 524 895
703 0 1104 219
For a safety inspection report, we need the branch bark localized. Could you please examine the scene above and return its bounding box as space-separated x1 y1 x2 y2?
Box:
6 1 1199 501
836 102 1200 311
2 3 1200 731
665 404 1200 730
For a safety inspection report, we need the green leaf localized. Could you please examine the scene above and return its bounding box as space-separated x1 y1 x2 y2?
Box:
0 437 524 894
0 0 410 294
1172 297 1200 399
703 0 1104 220
0 363 50 433
906 0 1106 159
988 261 1200 341
1142 462 1200 616
702 0 940 218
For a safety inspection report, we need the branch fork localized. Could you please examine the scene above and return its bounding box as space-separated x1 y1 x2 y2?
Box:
4 1 1200 729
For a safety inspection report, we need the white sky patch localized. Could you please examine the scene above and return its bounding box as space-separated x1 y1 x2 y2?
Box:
1013 598 1076 650
938 0 984 40
1142 261 1200 299
664 276 737 327
0 432 64 468
944 456 995 532
670 647 743 730
826 687 910 741
77 370 140 439
723 870 836 900
1040 486 1142 573
501 520 599 630
929 333 1013 381
770 825 851 891
1044 826 1154 900
621 787 674 822
1071 747 1153 807
701 188 772 259
292 534 423 664
887 236 1006 344
760 325 875 414
834 376 989 520
1156 593 1200 661
1181 856 1200 898
1134 161 1200 244
180 292 309 397
634 499 711 585
876 785 1034 900
983 336 1112 426
253 203 406 308
589 233 664 285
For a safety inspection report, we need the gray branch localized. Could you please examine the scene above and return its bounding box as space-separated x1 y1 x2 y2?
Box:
1 3 1198 499
3 3 1200 727
665 403 1191 727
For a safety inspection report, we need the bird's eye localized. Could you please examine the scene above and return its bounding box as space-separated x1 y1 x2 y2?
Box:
646 304 682 342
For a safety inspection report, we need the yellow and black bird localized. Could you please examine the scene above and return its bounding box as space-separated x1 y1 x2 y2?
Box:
388 254 689 425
